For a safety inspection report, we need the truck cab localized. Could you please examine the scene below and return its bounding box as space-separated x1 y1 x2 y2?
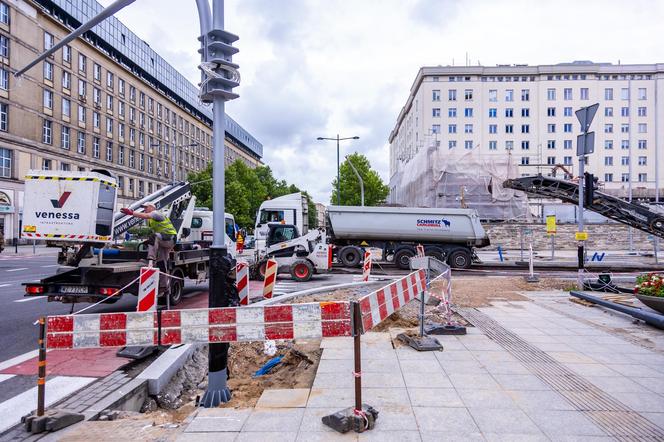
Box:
254 193 308 250
189 208 238 258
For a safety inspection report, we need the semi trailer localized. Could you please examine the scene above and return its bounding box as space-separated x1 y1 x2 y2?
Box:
255 194 490 269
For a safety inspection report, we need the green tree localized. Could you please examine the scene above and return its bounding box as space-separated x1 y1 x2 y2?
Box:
331 153 389 206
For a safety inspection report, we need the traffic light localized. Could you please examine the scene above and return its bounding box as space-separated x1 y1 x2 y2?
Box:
584 172 597 206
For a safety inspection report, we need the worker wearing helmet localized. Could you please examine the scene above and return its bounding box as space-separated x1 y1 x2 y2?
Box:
120 203 177 266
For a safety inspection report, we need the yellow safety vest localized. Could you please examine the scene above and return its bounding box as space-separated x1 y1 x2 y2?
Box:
147 216 177 236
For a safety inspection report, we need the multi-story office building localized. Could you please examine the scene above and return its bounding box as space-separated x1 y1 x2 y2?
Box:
0 0 262 242
389 62 664 207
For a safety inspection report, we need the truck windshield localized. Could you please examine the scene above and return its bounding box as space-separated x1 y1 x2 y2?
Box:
225 217 236 241
260 210 284 224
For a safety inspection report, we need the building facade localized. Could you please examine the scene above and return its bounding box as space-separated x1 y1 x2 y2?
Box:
389 62 664 205
0 0 262 242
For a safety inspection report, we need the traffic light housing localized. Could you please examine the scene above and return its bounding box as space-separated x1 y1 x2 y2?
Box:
584 172 597 206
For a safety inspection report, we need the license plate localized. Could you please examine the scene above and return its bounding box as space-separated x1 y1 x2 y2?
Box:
59 285 89 294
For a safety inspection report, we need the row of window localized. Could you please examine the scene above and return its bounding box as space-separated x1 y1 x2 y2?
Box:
432 87 649 102
603 156 648 166
432 106 648 118
432 122 648 135
428 73 654 83
433 138 649 152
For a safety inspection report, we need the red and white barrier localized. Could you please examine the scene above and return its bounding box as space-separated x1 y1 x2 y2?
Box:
357 270 426 333
262 258 278 299
236 262 249 306
362 252 372 282
44 302 352 349
416 244 425 257
137 267 159 312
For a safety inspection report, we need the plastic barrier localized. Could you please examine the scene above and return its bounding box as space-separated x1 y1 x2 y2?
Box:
262 258 278 299
416 244 425 257
236 262 249 306
137 267 159 312
362 252 372 282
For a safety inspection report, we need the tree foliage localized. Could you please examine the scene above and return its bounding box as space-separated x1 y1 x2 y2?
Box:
188 160 317 231
331 153 389 206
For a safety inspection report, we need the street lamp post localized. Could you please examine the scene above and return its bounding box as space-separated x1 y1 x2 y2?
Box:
345 155 364 206
316 135 359 205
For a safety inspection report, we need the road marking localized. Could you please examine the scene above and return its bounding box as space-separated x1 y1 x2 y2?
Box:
0 350 39 372
14 296 46 303
6 268 28 272
0 283 11 288
41 264 59 268
0 376 95 433
0 374 16 384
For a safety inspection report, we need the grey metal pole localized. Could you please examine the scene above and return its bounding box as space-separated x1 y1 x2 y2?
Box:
336 134 340 205
346 156 364 206
655 75 660 264
578 156 585 290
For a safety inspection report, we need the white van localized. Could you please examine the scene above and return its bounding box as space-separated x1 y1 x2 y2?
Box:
190 208 237 258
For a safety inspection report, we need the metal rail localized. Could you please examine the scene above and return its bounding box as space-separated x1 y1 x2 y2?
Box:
504 176 664 238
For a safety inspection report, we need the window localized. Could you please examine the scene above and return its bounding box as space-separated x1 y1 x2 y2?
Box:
93 63 101 81
604 156 613 166
489 124 497 134
106 142 113 162
564 156 572 166
638 156 647 166
43 89 53 109
604 173 613 182
564 88 572 100
520 156 529 165
464 108 473 117
62 98 70 117
119 101 125 117
638 123 647 133
505 89 513 101
638 173 647 183
547 124 556 133
547 88 556 100
604 88 613 100
129 85 136 102
621 123 629 133
118 145 124 165
118 123 125 139
547 107 556 117
78 79 86 96
139 153 145 171
139 92 146 108
521 89 529 101
448 140 456 149
488 108 497 118
547 140 555 149
106 117 113 134
464 89 473 100
43 61 53 81
0 34 9 58
638 140 647 149
563 107 573 117
521 124 529 134
604 124 613 133
118 78 125 96
93 111 100 128
464 124 473 133
42 119 52 144
62 45 71 64
106 95 113 111
0 102 6 131
0 67 7 90
605 140 613 150
77 105 85 123
92 137 100 158
620 140 629 150
0 2 8 25
61 126 70 149
488 141 497 150
0 147 10 177
106 71 114 89
621 156 629 166
605 107 613 117
488 90 497 102
621 173 630 182
547 156 556 165
41 159 51 170
129 149 135 168
521 108 530 117
62 71 71 90
505 124 513 133
78 54 87 73
77 132 85 154
93 87 101 104
564 140 573 150
448 108 456 117
563 123 572 133
431 124 440 134
638 88 647 100
464 140 473 150
43 32 54 50
505 141 514 150
448 124 456 134
505 108 513 117
148 97 154 113
621 107 629 117
432 108 441 117
521 141 530 150
580 88 589 100
637 107 647 117
621 88 629 100
148 156 153 173
129 107 135 122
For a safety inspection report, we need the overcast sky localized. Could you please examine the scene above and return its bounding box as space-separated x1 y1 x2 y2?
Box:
100 0 664 203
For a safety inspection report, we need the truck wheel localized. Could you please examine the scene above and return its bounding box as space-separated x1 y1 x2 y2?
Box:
650 217 664 231
167 268 185 306
291 260 314 282
394 248 415 270
447 249 472 269
256 261 267 281
425 247 445 262
339 246 362 267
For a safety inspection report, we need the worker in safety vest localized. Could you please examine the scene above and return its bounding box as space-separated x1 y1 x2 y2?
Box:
236 229 245 254
120 203 177 266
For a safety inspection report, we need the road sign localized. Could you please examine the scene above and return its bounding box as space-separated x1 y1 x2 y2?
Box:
577 131 595 156
575 232 588 241
546 215 557 234
575 103 599 133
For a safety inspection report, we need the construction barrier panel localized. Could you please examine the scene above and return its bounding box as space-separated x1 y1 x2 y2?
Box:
236 262 249 306
262 258 278 299
136 267 159 312
416 244 425 257
362 252 372 282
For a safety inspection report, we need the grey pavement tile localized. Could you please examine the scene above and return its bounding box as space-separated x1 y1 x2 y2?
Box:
403 371 452 388
626 353 664 366
642 412 664 431
363 387 411 407
432 336 466 350
296 431 358 441
632 377 664 394
612 343 652 355
177 433 237 442
525 410 606 437
408 387 464 407
299 407 357 433
548 352 598 364
546 436 615 442
461 339 504 351
457 388 519 409
399 358 446 374
316 358 353 373
322 348 397 361
236 432 297 442
483 361 532 375
313 372 405 389
587 375 650 393
358 430 421 441
609 391 664 413
510 328 547 336
506 389 576 411
320 337 353 348
565 363 619 377
307 388 354 408
584 352 636 365
449 373 501 390
492 374 550 391
439 359 490 375
256 388 310 408
364 405 418 431
242 408 305 432
483 433 549 442
520 334 562 344
532 342 576 352
469 407 543 435
412 406 480 433
421 431 484 441
472 350 519 363
607 363 663 378
395 347 441 361
185 409 251 433
434 350 476 361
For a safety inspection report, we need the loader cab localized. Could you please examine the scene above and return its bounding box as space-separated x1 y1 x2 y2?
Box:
266 224 300 247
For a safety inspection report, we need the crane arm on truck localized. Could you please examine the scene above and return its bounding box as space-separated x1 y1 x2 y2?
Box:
503 175 664 238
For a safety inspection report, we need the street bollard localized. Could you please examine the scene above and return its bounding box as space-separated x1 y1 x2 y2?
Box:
37 317 46 417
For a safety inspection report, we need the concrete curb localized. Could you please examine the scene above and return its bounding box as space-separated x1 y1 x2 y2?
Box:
253 278 392 306
83 378 148 420
137 344 196 395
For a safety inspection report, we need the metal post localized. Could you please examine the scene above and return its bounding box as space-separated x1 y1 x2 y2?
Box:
551 234 555 260
419 266 428 337
351 301 362 413
578 156 585 290
337 134 340 206
37 317 46 416
33 238 36 254
519 225 524 261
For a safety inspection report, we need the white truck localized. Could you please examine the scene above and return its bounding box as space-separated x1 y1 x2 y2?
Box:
254 194 490 269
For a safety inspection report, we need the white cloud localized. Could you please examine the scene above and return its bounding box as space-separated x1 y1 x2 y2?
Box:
101 0 664 203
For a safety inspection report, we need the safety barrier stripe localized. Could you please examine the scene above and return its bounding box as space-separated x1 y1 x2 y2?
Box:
25 175 118 187
45 302 352 349
21 233 111 241
357 270 426 333
236 262 249 306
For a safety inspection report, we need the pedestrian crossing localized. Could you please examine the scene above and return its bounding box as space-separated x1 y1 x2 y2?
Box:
272 282 300 297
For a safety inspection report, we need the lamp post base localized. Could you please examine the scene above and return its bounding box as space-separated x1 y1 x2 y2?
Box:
200 368 231 407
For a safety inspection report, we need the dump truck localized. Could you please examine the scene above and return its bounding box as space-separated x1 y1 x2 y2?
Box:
255 194 490 269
